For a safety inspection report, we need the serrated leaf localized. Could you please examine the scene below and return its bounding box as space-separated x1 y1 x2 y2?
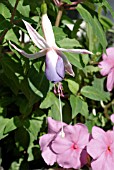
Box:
70 95 89 118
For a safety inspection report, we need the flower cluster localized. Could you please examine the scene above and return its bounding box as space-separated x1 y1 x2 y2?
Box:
39 117 114 170
39 117 89 169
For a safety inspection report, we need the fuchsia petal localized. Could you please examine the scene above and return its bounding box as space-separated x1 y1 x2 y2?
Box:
57 149 82 169
56 50 75 77
9 41 46 59
42 14 56 47
106 68 114 91
47 117 67 134
57 47 93 55
23 20 49 49
45 49 65 82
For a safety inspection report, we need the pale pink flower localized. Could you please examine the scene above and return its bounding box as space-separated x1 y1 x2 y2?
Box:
87 126 114 170
110 113 114 123
99 47 114 91
51 123 89 169
10 13 92 82
39 117 66 165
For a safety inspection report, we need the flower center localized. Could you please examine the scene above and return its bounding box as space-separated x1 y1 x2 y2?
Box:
72 143 78 150
107 146 111 152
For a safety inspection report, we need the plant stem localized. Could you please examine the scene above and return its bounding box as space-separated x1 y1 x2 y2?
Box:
0 0 20 44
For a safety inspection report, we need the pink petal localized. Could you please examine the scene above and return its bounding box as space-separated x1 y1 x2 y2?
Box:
75 124 89 148
57 47 93 54
99 60 112 76
91 152 114 170
45 49 64 82
87 139 105 159
56 148 82 169
9 41 46 59
39 134 54 151
52 135 72 154
92 126 106 139
42 14 56 47
106 68 114 91
41 147 56 165
47 117 67 134
105 47 114 61
110 114 114 123
23 20 49 49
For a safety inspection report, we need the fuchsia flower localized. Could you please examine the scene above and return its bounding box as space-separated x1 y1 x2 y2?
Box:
10 13 92 82
99 47 114 91
52 124 89 169
87 126 114 170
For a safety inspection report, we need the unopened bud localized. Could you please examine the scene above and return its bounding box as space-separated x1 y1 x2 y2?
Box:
41 2 47 14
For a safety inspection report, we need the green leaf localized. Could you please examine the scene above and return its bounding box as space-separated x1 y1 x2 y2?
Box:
28 78 43 98
0 3 11 18
62 0 72 4
57 38 82 48
53 26 67 41
65 53 83 69
40 92 56 109
77 4 107 49
15 127 30 150
4 117 18 134
0 116 9 140
81 85 110 101
5 29 19 43
70 95 89 118
102 0 114 18
65 79 79 95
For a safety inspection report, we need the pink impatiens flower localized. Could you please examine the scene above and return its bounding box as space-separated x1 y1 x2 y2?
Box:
110 113 114 123
39 117 67 165
87 126 114 170
10 4 92 82
99 47 114 91
51 123 89 169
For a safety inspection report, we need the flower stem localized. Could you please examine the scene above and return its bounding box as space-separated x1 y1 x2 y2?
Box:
55 6 64 27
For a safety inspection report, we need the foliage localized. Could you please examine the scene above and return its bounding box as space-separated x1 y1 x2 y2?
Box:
0 0 114 169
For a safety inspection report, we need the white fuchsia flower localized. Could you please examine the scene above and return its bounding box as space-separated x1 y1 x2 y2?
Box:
10 5 92 82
